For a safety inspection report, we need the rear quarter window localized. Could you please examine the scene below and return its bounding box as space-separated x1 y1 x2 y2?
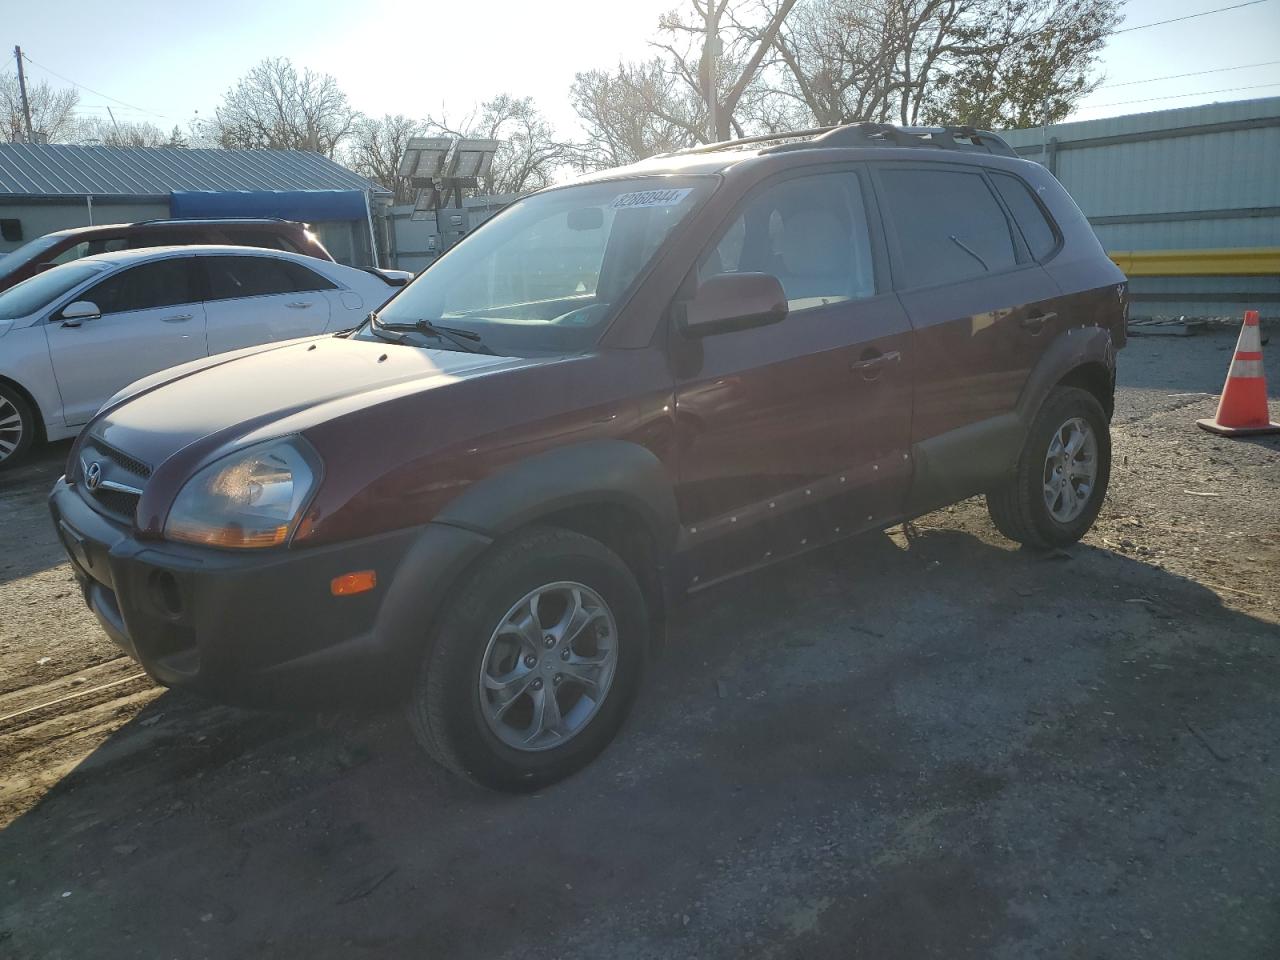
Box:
991 173 1059 261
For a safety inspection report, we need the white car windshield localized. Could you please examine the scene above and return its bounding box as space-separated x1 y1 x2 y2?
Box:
365 176 714 355
0 262 104 321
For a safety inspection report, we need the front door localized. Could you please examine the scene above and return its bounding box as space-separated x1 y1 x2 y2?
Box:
201 254 333 355
45 256 207 426
670 168 914 586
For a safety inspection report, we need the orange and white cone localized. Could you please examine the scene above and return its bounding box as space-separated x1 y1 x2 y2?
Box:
1197 310 1279 436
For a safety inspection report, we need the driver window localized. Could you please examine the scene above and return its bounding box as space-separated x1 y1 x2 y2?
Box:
83 259 197 315
698 171 876 312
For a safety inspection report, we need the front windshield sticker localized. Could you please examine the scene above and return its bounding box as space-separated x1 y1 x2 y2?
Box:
610 188 693 209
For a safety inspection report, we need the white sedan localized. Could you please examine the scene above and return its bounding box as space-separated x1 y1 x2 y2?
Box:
0 246 406 466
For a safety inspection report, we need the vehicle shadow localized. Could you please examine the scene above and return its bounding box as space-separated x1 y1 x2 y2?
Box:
0 440 75 585
1 524 1278 959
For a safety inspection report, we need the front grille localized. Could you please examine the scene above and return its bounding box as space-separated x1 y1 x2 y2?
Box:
87 439 151 481
91 488 143 521
77 437 151 524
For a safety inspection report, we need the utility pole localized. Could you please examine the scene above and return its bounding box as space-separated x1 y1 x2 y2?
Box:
702 3 721 142
14 46 34 143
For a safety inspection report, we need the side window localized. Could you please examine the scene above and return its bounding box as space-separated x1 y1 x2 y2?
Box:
205 256 303 301
698 171 877 310
83 259 197 315
991 173 1058 261
84 237 129 256
126 231 202 249
278 260 337 292
878 168 1018 288
51 241 90 265
223 230 288 251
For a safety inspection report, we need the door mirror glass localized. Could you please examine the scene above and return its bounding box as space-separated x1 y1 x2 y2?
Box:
678 272 787 338
61 300 101 322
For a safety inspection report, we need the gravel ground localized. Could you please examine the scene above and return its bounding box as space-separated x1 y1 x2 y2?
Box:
1 329 1278 959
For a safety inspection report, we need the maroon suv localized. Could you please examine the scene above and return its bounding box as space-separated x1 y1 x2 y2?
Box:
50 124 1128 790
0 218 333 291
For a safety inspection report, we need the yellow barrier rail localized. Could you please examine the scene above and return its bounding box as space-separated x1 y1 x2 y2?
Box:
1109 247 1280 277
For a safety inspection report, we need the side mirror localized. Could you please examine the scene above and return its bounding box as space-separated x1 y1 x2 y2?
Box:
59 301 101 327
677 272 788 338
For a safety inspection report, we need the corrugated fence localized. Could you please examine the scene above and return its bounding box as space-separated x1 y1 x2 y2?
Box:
1001 96 1280 319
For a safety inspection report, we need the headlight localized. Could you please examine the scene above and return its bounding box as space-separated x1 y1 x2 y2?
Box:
165 438 320 549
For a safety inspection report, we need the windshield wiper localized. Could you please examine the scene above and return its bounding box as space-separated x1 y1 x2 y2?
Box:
375 315 492 354
364 314 409 344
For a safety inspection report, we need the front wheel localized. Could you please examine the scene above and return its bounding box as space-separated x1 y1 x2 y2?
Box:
0 384 36 469
987 386 1111 549
407 527 648 791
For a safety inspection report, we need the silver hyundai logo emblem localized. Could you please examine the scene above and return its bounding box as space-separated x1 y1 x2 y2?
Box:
85 461 103 491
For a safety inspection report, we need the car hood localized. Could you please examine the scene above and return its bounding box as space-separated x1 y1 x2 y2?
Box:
91 335 537 467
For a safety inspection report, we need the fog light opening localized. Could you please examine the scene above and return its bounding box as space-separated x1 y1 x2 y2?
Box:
149 570 183 618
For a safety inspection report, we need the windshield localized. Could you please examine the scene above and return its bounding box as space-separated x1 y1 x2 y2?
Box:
364 176 713 355
0 262 104 321
0 235 63 277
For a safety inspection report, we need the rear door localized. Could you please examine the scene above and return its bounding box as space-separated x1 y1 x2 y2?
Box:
671 167 914 585
201 254 334 354
872 163 1059 444
45 257 207 425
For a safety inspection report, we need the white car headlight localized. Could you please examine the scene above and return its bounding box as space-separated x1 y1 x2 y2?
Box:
164 438 320 549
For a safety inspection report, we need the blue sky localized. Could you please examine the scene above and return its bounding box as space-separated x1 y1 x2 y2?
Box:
4 0 1280 136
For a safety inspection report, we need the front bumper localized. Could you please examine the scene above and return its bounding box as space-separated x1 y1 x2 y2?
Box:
49 478 490 708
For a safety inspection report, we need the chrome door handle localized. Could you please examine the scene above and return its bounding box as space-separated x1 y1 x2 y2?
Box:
850 350 901 377
286 301 312 309
1020 312 1056 332
161 313 193 322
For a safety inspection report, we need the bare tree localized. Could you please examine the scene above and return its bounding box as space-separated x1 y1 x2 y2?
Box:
570 60 703 168
346 114 424 202
73 116 172 147
654 0 800 141
426 95 569 195
0 72 79 143
203 58 357 156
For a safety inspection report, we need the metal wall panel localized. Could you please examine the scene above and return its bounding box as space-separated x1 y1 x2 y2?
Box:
1001 97 1280 318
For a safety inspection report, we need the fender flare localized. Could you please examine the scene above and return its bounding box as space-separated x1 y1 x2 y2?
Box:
433 439 680 555
1015 325 1117 425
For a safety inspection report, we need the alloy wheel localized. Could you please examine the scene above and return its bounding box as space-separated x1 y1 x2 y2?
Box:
0 396 24 463
1042 416 1098 523
478 581 619 752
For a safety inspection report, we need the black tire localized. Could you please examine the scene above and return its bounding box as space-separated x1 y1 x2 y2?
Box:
987 386 1111 549
0 383 36 470
407 527 648 791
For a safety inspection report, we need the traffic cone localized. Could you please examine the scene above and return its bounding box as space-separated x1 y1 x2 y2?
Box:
1197 310 1279 436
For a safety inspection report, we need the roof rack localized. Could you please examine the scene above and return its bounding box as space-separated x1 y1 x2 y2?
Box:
665 122 1017 159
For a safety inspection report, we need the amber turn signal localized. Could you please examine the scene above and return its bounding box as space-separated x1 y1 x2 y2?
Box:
330 570 377 596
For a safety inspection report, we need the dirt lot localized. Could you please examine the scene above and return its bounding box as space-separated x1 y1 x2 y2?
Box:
1 330 1278 959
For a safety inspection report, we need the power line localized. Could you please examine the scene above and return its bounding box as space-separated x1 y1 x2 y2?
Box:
1097 60 1280 90
19 52 168 119
1087 80 1280 109
1113 0 1273 34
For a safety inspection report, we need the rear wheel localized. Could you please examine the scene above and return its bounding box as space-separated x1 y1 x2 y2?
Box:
987 386 1111 548
407 527 647 791
0 384 36 469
